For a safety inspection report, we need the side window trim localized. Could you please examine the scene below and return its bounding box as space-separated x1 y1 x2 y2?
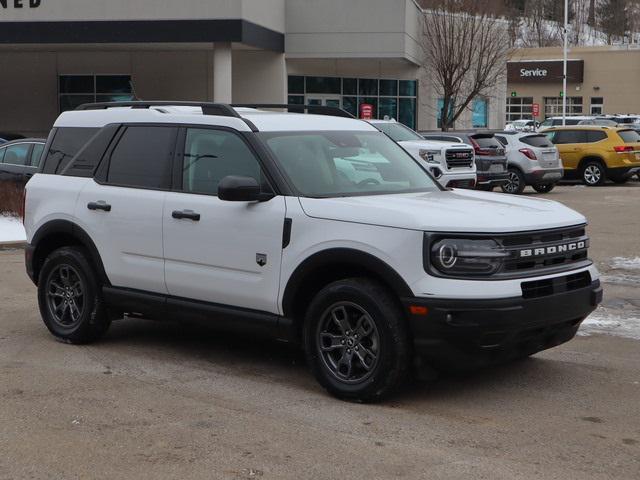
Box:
174 125 275 197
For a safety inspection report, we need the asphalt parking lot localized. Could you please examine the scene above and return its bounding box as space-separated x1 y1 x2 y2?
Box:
1 183 639 480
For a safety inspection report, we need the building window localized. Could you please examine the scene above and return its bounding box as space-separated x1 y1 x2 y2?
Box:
543 97 583 117
59 74 133 113
505 97 533 123
287 76 418 129
472 98 488 128
590 97 604 115
437 98 455 129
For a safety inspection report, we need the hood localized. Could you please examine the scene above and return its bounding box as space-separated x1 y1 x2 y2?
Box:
299 190 586 233
399 140 469 150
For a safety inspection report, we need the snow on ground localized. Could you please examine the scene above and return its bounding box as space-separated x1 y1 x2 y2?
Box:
0 215 26 243
579 311 640 341
609 257 640 271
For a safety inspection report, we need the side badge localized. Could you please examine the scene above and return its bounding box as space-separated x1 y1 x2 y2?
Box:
256 254 267 267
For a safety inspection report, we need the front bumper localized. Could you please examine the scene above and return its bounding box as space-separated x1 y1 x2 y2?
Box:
402 279 602 369
524 168 564 185
476 171 509 186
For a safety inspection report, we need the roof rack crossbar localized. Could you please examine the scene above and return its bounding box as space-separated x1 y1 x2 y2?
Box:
75 101 241 119
232 104 355 119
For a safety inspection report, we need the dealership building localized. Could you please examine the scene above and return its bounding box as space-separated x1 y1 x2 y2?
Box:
507 45 640 123
0 0 505 137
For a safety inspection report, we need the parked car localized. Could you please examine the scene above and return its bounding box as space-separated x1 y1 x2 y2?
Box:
540 126 640 185
368 119 476 189
23 101 601 402
0 132 26 142
578 119 618 127
505 119 538 132
538 116 594 129
494 132 563 194
0 138 46 189
421 132 509 191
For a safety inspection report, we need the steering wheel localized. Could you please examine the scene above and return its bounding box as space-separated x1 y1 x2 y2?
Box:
357 178 381 187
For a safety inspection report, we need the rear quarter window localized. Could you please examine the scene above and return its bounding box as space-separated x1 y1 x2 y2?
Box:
520 135 553 148
586 131 607 143
42 127 100 174
617 129 640 143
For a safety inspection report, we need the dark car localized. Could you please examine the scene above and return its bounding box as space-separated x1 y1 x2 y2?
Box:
0 138 46 189
421 132 509 190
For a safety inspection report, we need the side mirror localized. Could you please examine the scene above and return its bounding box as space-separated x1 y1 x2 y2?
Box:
218 175 274 202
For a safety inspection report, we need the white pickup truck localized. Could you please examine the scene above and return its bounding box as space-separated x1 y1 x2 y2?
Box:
368 119 477 189
23 102 602 401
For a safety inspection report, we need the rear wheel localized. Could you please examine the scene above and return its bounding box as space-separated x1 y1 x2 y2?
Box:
37 247 111 344
581 160 606 186
532 183 556 193
304 278 410 402
501 168 525 194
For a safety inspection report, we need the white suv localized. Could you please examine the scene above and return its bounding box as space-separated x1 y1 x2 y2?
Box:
368 119 476 189
24 102 602 402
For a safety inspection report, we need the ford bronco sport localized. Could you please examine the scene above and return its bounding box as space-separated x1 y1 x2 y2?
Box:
24 102 602 401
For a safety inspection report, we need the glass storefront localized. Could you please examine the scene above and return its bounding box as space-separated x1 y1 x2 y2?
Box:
505 96 533 122
59 75 133 112
544 97 583 117
287 75 418 129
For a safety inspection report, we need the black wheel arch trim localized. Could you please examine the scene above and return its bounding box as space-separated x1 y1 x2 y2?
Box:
29 219 111 287
281 248 413 318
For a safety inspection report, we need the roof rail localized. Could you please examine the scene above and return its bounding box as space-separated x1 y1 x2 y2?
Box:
232 103 355 119
75 101 241 118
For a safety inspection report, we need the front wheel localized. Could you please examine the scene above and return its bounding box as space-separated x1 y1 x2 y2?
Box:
581 161 606 186
532 183 556 193
37 247 111 344
501 168 525 194
304 278 410 402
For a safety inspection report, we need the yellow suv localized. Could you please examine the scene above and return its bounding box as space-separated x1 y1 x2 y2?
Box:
541 126 640 185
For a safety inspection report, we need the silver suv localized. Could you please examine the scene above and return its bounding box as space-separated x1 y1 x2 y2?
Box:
494 132 564 194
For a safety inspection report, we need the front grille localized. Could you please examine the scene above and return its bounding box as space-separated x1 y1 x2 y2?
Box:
445 149 474 169
521 271 592 299
500 226 589 276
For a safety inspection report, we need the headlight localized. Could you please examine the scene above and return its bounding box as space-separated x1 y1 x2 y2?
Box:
419 149 441 164
430 238 508 276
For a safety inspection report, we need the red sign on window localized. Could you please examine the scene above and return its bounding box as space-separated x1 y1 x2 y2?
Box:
532 103 540 117
360 103 374 120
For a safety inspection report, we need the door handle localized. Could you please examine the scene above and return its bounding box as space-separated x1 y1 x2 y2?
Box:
87 201 112 212
172 210 201 221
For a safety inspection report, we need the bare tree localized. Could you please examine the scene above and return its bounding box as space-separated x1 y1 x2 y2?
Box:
421 0 512 131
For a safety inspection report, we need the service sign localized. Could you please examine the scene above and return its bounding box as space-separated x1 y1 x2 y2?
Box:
507 60 584 84
0 0 41 8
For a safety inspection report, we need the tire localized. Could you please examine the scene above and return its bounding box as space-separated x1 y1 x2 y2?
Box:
303 278 410 402
37 246 111 344
532 183 556 193
580 160 606 186
501 168 525 194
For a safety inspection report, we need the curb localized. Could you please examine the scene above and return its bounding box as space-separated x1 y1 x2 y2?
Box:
0 241 26 251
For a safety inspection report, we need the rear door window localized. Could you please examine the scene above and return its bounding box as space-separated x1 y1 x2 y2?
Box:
42 127 99 174
552 130 587 144
617 129 640 143
3 144 31 166
106 126 177 189
30 143 45 167
586 131 607 143
520 135 553 148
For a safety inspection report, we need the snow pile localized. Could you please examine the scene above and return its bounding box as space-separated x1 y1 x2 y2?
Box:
609 257 640 271
0 215 26 243
579 311 640 341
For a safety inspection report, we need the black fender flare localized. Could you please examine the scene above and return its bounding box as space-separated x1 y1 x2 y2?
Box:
281 248 413 318
29 219 111 286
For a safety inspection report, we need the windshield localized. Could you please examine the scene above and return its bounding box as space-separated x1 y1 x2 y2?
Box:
259 131 441 197
373 122 424 142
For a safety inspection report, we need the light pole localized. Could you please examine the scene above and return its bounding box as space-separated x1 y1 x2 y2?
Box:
562 0 568 126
